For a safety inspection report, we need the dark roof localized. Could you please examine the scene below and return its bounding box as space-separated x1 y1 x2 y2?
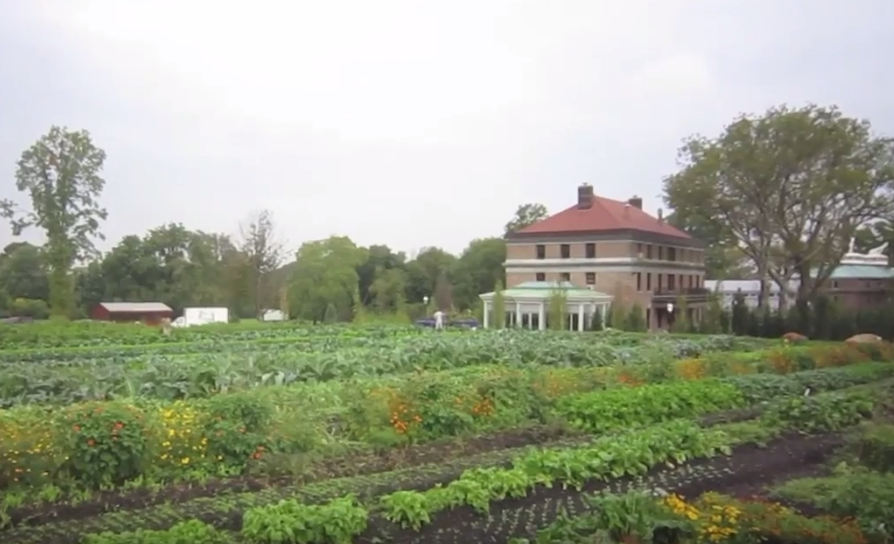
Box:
514 195 691 239
99 302 173 313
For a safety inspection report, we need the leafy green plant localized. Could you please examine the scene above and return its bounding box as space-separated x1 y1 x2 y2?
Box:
586 491 688 543
241 495 367 543
81 519 228 544
555 379 745 433
380 490 432 530
763 393 874 433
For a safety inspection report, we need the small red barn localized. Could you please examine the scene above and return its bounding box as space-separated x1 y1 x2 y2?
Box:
92 302 174 325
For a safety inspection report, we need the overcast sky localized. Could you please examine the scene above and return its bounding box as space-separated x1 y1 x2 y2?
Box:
0 0 891 256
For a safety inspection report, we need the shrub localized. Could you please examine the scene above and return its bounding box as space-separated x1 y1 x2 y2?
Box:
57 401 150 488
201 393 274 468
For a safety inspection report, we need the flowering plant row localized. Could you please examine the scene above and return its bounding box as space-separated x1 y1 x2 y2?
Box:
0 393 279 490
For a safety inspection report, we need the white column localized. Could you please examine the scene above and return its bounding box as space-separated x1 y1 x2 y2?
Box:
483 300 489 328
515 302 521 329
538 301 545 330
577 303 584 331
600 303 607 329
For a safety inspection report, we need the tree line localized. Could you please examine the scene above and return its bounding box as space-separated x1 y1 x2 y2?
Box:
0 126 551 320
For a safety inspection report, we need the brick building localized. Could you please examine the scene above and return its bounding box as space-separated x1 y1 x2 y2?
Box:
502 183 708 330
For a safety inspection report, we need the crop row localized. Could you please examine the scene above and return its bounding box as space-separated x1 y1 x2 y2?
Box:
0 322 412 350
59 389 880 544
523 489 868 544
0 348 887 504
0 330 746 366
0 333 763 407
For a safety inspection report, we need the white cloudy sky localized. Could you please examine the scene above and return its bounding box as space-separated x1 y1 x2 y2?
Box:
0 0 891 256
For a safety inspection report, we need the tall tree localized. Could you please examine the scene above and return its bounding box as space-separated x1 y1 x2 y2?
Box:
1 127 108 317
663 104 894 307
404 247 457 303
0 242 49 306
368 266 408 313
505 203 548 234
239 210 285 317
288 236 366 322
765 105 894 305
356 245 406 305
450 237 506 309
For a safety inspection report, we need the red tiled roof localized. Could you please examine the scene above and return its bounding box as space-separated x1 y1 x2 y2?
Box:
513 195 691 239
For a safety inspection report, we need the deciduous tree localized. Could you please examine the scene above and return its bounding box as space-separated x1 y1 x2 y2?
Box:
239 210 285 318
0 242 49 305
450 237 506 310
288 236 365 322
663 104 894 308
505 203 548 234
1 126 108 317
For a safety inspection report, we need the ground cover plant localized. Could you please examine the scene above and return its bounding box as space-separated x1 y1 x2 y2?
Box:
1 323 893 544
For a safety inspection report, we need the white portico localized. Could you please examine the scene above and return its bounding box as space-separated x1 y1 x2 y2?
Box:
479 281 613 331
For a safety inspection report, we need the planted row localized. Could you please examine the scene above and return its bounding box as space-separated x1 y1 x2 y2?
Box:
0 331 740 406
76 421 731 543
554 361 894 434
522 490 869 544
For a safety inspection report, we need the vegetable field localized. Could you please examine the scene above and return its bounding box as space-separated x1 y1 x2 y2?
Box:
1 321 892 544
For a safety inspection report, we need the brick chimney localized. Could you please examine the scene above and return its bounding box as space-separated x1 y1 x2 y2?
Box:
657 208 664 223
577 183 594 209
627 196 643 209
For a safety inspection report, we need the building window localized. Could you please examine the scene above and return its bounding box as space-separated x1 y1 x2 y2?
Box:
657 273 663 290
688 275 693 288
637 243 643 257
560 244 570 258
535 272 546 281
646 245 653 259
536 245 545 259
636 272 642 291
646 273 652 290
586 272 596 285
668 247 676 261
560 272 571 282
585 243 596 258
668 274 676 290
658 246 664 260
